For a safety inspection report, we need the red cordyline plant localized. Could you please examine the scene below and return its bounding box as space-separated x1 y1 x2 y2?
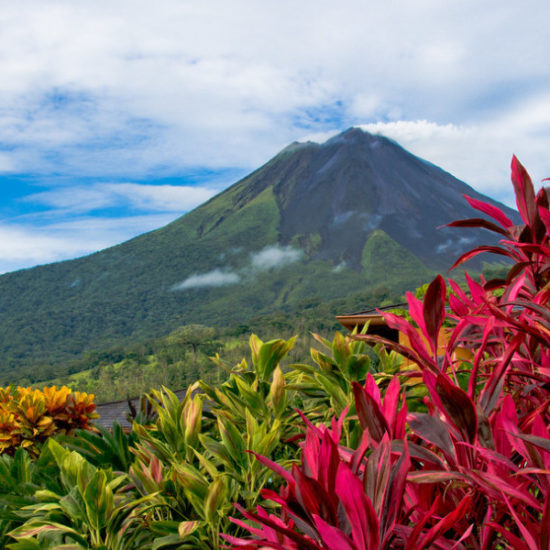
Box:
223 157 550 549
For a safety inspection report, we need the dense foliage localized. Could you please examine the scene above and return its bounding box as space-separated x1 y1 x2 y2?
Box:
0 156 544 549
5 280 410 392
226 156 550 548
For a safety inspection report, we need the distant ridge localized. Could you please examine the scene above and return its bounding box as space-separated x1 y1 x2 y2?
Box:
0 127 519 381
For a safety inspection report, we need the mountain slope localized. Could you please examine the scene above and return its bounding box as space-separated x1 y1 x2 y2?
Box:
0 128 519 381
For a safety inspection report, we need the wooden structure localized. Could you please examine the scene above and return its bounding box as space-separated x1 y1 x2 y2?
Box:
336 303 405 343
337 304 471 365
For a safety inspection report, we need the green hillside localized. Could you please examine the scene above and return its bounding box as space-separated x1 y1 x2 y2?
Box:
0 128 516 384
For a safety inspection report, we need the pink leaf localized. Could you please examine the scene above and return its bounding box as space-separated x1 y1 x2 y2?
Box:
353 382 389 442
464 194 515 228
500 491 539 550
248 452 294 485
422 275 447 355
381 376 401 434
312 514 356 550
446 217 509 235
450 245 512 270
336 462 380 550
416 495 472 549
511 155 537 229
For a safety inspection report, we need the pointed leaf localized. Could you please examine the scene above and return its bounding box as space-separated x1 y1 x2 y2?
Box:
464 195 514 228
312 514 355 550
511 155 537 228
435 373 477 443
336 462 379 550
353 382 389 442
423 275 446 353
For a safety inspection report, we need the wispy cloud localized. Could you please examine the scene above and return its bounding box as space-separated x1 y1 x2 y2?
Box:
0 1 548 178
250 245 303 271
172 268 241 290
25 183 216 214
172 244 303 291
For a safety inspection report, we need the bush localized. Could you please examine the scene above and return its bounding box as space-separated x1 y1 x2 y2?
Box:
0 385 98 456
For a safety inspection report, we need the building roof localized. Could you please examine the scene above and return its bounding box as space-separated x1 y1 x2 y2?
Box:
94 389 187 429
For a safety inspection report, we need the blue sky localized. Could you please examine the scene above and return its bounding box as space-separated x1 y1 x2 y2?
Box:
0 0 549 273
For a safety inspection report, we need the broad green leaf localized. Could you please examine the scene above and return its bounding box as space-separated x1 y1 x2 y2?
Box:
217 416 246 470
204 478 226 525
250 335 296 381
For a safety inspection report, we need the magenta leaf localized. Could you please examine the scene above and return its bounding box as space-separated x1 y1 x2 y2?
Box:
353 381 389 443
464 194 515 228
450 245 512 269
423 274 446 354
311 515 355 550
511 155 537 229
434 373 477 443
416 495 472 549
336 462 380 550
446 217 509 235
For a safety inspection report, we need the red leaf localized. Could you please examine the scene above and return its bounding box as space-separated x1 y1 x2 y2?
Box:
488 523 530 550
416 494 472 549
318 431 340 500
423 275 446 355
511 155 537 229
380 439 411 544
353 382 389 442
351 429 371 475
381 376 401 434
464 194 515 228
446 217 509 235
539 205 550 236
541 491 550 550
501 491 539 549
450 245 512 270
407 292 429 342
479 332 522 414
312 515 355 550
435 373 478 443
230 503 319 550
336 462 380 550
248 452 294 485
382 312 436 370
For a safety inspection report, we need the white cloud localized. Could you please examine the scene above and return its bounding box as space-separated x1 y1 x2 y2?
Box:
172 245 303 291
172 268 241 290
355 115 550 207
250 245 303 271
25 183 216 214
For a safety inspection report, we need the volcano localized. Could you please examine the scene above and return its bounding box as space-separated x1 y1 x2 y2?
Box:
0 127 518 380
